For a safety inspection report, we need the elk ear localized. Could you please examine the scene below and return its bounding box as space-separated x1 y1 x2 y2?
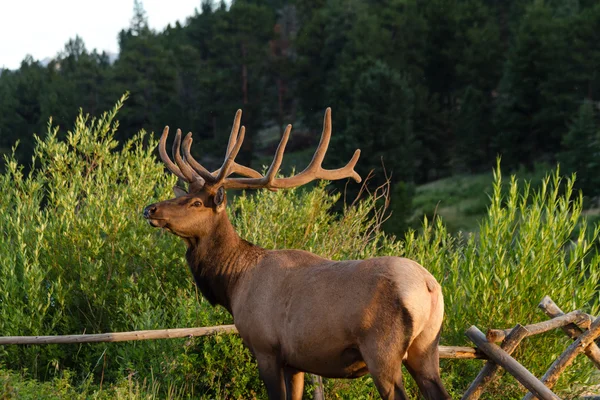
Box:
214 186 226 212
173 186 188 198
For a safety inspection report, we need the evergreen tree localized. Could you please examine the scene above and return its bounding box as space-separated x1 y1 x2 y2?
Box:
131 0 149 36
493 1 582 167
344 61 418 184
571 3 600 103
2 0 600 192
112 1 176 141
455 86 493 172
41 37 113 128
207 0 275 166
559 100 600 198
0 57 46 167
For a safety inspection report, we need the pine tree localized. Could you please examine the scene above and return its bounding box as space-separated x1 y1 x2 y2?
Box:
112 1 176 141
559 100 600 198
493 1 582 167
131 0 149 36
0 57 46 167
345 61 418 184
455 86 493 172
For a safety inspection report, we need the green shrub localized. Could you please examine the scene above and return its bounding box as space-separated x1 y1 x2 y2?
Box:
0 96 251 397
0 101 598 398
399 161 600 397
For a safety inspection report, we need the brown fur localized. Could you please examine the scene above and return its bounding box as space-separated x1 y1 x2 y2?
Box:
144 189 451 400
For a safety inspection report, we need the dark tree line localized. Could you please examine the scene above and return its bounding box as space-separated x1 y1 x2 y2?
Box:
1 0 600 199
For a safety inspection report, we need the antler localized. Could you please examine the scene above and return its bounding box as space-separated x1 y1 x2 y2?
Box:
217 108 361 190
159 108 360 192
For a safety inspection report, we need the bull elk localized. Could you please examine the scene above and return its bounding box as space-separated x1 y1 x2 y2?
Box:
143 109 451 400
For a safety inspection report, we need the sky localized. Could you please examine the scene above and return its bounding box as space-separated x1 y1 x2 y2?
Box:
0 0 203 70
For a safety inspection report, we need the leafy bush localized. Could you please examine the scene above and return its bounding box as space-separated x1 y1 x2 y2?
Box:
0 101 599 398
400 162 600 398
0 96 253 397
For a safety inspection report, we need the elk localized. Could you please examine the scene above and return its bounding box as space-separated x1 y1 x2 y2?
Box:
143 109 451 400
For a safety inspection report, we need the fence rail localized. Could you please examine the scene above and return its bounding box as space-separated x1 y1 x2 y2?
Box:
0 324 483 359
0 325 238 345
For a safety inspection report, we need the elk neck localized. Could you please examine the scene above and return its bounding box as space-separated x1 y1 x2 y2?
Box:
184 210 265 314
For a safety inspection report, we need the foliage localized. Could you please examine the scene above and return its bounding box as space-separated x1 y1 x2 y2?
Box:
401 161 600 397
0 98 255 398
0 103 599 398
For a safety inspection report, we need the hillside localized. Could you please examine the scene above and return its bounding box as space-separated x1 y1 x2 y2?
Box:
410 168 600 236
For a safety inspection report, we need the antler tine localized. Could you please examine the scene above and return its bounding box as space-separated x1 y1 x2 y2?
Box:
211 111 265 180
182 132 216 183
214 126 246 184
224 109 242 160
263 124 292 183
159 126 187 181
310 107 333 167
325 148 362 182
172 129 202 184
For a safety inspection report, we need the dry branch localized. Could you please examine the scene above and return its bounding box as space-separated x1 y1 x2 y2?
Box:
486 311 591 343
522 315 600 400
538 296 600 370
0 325 238 345
462 324 529 400
466 326 561 400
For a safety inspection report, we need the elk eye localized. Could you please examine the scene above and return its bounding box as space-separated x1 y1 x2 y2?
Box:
192 200 203 207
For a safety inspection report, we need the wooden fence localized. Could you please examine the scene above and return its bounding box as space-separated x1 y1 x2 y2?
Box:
1 295 599 400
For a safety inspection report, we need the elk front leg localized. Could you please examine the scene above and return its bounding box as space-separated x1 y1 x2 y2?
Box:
284 366 304 400
256 353 286 400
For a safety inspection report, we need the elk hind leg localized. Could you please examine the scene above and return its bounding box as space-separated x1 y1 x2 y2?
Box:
369 364 409 400
404 330 451 400
361 342 409 400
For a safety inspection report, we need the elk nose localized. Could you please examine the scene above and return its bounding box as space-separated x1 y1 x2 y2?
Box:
143 205 157 219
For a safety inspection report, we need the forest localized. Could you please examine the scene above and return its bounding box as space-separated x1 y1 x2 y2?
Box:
1 0 600 232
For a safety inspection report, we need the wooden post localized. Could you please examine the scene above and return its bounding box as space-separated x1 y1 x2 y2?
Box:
522 315 600 400
465 326 561 400
486 311 591 343
310 374 325 400
538 296 600 370
462 324 529 400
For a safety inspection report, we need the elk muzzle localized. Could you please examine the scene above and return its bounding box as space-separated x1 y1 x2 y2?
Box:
143 204 165 227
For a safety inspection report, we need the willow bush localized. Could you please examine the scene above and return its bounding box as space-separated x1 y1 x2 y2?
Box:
0 100 599 399
399 165 600 398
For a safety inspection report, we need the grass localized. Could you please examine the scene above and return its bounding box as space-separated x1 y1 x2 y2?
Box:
411 173 493 232
409 164 557 234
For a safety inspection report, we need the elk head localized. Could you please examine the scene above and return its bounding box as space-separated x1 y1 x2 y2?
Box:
143 108 361 240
